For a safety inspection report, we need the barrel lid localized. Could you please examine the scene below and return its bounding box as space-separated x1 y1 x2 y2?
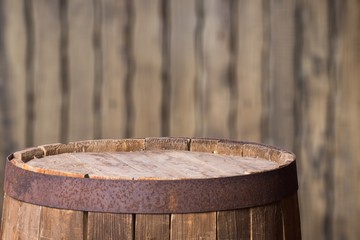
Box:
22 150 281 180
4 137 298 213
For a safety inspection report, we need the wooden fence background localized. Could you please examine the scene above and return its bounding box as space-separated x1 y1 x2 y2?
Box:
0 0 359 239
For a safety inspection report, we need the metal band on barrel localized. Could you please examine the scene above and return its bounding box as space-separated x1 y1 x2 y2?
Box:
4 155 298 214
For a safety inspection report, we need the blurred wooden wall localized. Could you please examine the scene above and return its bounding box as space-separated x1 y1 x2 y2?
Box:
0 0 359 239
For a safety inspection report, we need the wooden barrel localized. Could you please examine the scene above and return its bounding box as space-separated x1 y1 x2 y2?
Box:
1 137 301 240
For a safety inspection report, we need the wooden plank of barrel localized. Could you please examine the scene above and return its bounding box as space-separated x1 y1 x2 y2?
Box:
1 137 301 239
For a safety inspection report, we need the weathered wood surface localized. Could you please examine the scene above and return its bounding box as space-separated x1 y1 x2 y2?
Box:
132 0 162 137
217 208 250 239
251 203 283 240
201 0 231 138
68 0 96 141
100 0 128 138
333 1 360 239
0 0 359 239
135 214 170 240
87 212 133 240
1 195 41 239
295 1 333 239
24 151 280 180
1 195 84 240
281 193 301 239
235 0 264 142
169 0 196 137
170 212 216 239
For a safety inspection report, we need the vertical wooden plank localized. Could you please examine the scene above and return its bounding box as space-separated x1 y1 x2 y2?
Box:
251 203 282 240
235 0 264 141
1 195 41 239
169 0 196 137
100 0 128 138
68 0 95 141
217 209 250 240
135 214 169 240
39 207 83 239
333 0 360 239
265 0 296 149
294 0 332 239
280 193 301 240
0 120 3 221
132 0 162 137
32 0 62 145
201 0 231 138
87 212 133 240
170 212 216 240
1 0 27 154
1 196 18 238
0 0 27 218
0 0 6 219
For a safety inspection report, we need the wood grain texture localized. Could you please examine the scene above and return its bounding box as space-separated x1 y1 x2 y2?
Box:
265 0 295 149
135 214 169 240
39 206 83 239
251 203 283 240
1 0 27 151
281 193 301 240
169 0 196 137
202 0 231 138
333 0 360 238
0 0 27 216
217 209 250 240
87 212 133 240
0 114 3 222
294 0 333 239
68 0 95 141
235 0 264 141
170 212 216 240
1 195 41 240
132 0 162 137
100 0 128 138
190 138 219 153
24 150 279 179
33 0 62 145
0 0 7 218
145 137 189 150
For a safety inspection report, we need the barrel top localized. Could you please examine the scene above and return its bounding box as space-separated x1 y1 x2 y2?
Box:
23 150 280 180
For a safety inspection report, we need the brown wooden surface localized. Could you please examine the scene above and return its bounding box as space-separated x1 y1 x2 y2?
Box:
170 212 216 240
0 0 359 239
1 0 27 150
281 193 301 240
39 206 84 239
333 1 360 239
294 1 332 239
265 0 295 150
169 0 196 137
100 0 128 138
202 0 231 138
33 0 62 146
68 0 95 141
135 214 170 240
22 150 280 179
217 209 250 240
132 0 162 137
1 195 41 239
235 0 263 142
87 212 133 240
251 202 283 240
